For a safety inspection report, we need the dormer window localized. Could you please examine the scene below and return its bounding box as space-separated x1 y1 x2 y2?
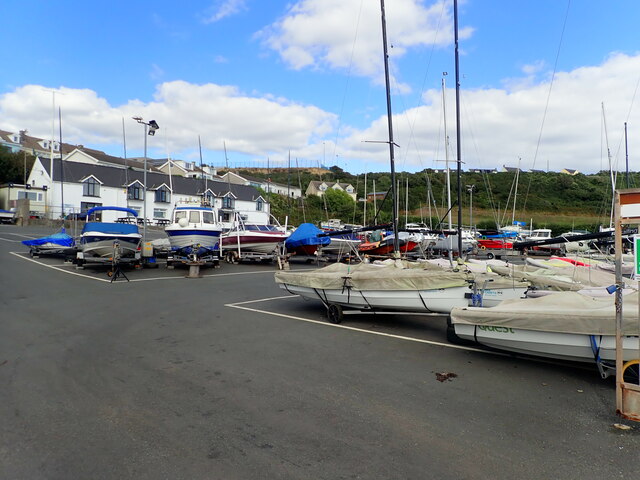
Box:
128 183 143 200
256 198 263 211
222 196 235 209
83 178 100 197
155 186 170 203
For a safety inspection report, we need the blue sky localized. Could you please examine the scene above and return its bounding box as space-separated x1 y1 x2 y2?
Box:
1 0 639 174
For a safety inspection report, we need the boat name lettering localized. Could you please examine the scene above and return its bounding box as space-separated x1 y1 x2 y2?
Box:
478 325 515 334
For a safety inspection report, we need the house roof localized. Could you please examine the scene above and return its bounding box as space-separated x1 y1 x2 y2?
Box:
41 158 264 201
0 128 86 156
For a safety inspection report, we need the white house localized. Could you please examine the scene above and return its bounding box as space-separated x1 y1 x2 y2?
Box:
305 181 356 201
19 156 271 226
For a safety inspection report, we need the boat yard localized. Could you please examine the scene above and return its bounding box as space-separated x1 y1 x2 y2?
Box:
1 223 639 479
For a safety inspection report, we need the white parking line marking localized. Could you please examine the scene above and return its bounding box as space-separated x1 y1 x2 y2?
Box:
225 296 497 355
9 251 111 282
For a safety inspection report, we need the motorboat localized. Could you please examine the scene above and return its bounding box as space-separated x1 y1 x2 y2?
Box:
275 259 472 322
450 290 640 378
79 206 142 259
358 231 420 256
164 204 223 258
22 228 75 256
221 218 289 255
284 223 330 256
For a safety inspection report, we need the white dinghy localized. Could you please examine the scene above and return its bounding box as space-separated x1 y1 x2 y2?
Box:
450 291 640 378
275 260 471 322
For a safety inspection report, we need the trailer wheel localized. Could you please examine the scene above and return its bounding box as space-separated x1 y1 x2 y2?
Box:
327 304 344 324
623 359 640 383
486 252 495 260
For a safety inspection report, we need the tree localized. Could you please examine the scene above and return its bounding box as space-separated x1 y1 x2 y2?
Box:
0 146 35 184
323 188 355 219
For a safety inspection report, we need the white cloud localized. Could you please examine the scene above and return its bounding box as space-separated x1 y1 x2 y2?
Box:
202 0 247 24
1 53 638 175
257 0 472 90
0 82 336 164
330 52 640 174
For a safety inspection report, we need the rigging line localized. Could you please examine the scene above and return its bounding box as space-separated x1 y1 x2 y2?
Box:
459 90 500 226
330 0 365 160
396 0 448 169
612 69 640 162
521 0 571 215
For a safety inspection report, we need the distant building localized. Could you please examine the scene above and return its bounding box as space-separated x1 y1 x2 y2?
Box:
305 181 356 201
366 191 388 203
468 168 498 174
502 165 521 173
561 168 580 176
219 172 302 199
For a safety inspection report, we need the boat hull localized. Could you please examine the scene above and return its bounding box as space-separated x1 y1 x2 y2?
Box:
221 233 287 254
165 229 221 255
454 324 639 363
278 283 469 314
80 234 141 258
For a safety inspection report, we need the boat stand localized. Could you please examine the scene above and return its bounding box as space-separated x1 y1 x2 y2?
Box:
109 241 130 282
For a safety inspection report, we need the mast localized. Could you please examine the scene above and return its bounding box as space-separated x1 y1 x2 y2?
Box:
454 0 463 254
380 0 400 255
625 122 629 188
58 107 64 218
442 76 452 230
122 117 129 208
512 157 521 225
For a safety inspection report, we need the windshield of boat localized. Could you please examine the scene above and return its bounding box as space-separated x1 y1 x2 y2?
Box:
203 211 215 224
174 211 187 222
189 211 200 223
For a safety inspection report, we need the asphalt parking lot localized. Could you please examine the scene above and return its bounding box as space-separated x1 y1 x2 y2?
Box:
1 225 639 479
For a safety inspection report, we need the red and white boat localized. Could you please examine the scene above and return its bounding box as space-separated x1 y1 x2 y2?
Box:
220 219 289 255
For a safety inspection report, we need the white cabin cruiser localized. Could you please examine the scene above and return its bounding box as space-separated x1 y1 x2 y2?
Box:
165 204 223 258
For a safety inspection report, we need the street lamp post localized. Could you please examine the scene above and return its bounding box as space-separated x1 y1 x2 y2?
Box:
132 117 159 245
466 184 475 232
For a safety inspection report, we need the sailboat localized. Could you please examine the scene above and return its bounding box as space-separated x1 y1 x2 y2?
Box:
274 0 493 323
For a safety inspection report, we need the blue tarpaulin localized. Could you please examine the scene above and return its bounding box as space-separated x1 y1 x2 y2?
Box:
285 223 331 249
22 228 75 247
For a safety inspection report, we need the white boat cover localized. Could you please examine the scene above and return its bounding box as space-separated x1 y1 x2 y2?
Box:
451 291 640 335
274 260 470 291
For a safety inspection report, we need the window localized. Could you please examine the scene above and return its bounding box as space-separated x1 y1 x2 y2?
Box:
155 186 170 203
174 211 187 222
128 184 143 200
203 191 214 206
80 202 102 219
18 191 38 201
153 209 167 219
256 198 263 211
222 197 235 209
189 211 200 223
83 178 100 197
203 211 214 224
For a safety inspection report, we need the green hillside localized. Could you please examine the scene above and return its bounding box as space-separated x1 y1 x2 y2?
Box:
231 166 633 236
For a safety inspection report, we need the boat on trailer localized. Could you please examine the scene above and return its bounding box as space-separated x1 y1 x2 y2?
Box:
450 291 640 378
275 260 472 322
164 204 223 259
78 206 142 260
220 215 289 256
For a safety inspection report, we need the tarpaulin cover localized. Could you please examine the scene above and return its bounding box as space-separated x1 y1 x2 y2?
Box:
275 259 470 291
285 223 331 249
451 290 640 335
22 228 75 247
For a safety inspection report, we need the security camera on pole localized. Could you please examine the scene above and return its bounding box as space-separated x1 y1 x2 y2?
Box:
132 117 159 246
